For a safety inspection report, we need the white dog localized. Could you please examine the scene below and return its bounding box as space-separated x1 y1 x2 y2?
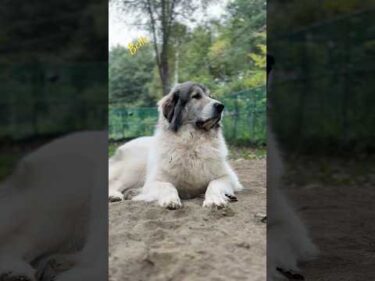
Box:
267 55 318 280
109 81 243 208
267 128 318 280
0 131 107 281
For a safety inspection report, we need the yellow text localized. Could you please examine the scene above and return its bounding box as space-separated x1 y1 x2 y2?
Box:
128 36 150 55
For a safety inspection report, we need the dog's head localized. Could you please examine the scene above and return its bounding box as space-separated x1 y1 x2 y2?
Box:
158 82 224 132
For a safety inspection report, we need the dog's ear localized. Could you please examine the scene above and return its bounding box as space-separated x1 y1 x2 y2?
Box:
162 90 178 123
162 90 185 132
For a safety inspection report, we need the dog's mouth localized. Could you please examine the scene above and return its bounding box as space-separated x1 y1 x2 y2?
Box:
196 116 221 130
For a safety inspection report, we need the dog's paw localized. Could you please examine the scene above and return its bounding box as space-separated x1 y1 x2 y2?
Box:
233 182 244 191
123 188 139 200
0 261 36 281
108 190 124 202
0 272 34 281
203 192 228 208
276 267 305 280
225 194 238 202
159 196 182 210
35 254 76 281
203 201 227 209
0 265 36 281
54 268 104 281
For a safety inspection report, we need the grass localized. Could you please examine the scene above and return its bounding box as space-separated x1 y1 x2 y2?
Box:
109 142 120 157
284 154 375 187
0 153 22 180
229 145 266 160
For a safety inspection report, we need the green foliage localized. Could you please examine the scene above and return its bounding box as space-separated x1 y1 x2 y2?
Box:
109 0 267 103
0 62 107 140
0 153 19 180
109 44 156 107
175 0 267 96
109 0 267 145
228 145 266 160
268 0 374 35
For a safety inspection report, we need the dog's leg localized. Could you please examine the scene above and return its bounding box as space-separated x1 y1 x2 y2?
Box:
133 181 182 209
155 183 182 209
47 153 107 281
0 255 36 281
108 167 144 202
43 252 105 281
108 159 127 202
224 162 244 191
108 142 148 202
108 181 125 202
203 176 235 208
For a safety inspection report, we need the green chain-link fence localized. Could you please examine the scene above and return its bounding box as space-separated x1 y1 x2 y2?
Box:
0 63 107 140
109 86 266 145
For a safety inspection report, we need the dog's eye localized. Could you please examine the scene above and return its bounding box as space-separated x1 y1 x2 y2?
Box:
192 93 201 99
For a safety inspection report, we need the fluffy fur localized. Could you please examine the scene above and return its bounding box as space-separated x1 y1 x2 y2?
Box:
109 82 243 208
267 129 318 280
0 131 107 281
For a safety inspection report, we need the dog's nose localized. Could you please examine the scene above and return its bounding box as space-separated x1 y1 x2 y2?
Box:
214 103 224 113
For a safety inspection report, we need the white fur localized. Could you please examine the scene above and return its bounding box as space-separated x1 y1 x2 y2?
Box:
109 104 242 208
109 136 151 201
0 131 107 281
267 128 318 280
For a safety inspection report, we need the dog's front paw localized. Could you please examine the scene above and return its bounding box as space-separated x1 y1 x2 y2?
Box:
54 268 104 281
0 272 34 281
234 182 244 191
276 267 305 280
35 254 76 281
203 192 228 208
108 190 124 202
159 195 182 210
0 260 36 281
225 194 238 202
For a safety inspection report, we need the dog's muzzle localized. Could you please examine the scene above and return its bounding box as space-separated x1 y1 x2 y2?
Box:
196 115 222 130
196 102 224 130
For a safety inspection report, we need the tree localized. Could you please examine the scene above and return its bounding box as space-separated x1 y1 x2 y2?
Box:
110 0 267 100
176 0 266 95
109 44 156 106
115 0 213 95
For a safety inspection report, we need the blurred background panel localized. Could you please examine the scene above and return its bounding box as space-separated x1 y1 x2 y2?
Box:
0 0 108 280
268 3 375 155
0 0 108 178
268 1 375 280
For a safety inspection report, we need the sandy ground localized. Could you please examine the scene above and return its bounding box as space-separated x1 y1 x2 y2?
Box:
109 159 266 281
283 156 375 281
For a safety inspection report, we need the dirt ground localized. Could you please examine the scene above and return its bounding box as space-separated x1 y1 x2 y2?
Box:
284 156 375 281
109 159 266 281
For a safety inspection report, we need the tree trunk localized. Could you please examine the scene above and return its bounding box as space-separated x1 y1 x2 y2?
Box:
160 48 170 95
160 0 170 95
174 48 179 85
146 0 173 96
